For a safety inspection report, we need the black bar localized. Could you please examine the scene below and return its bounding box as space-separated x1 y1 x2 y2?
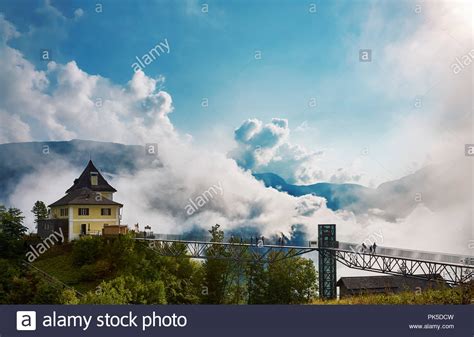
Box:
1 305 472 337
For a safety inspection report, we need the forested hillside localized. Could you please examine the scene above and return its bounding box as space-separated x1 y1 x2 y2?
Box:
0 207 317 304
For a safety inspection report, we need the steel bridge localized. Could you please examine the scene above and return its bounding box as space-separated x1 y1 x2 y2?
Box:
135 225 474 299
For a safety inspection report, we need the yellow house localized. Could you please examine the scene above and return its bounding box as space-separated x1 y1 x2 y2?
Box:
45 160 124 241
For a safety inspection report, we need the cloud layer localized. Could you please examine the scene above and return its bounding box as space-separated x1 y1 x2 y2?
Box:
0 23 175 145
231 118 329 184
0 14 331 239
1 0 472 263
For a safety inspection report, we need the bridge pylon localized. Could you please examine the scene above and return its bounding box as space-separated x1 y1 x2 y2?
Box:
318 224 337 300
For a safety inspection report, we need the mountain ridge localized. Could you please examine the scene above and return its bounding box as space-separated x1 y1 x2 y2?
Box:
0 140 467 222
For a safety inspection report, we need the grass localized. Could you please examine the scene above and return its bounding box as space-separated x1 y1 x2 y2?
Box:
32 244 103 294
312 286 473 305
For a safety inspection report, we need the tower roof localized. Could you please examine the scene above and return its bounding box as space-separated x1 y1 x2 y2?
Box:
65 160 117 194
336 274 446 290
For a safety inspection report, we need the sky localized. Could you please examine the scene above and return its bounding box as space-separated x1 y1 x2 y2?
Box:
0 0 471 187
0 0 473 265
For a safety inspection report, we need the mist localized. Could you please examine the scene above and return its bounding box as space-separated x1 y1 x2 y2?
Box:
1 0 472 272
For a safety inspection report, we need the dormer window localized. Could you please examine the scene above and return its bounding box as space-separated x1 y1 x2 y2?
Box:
91 172 98 186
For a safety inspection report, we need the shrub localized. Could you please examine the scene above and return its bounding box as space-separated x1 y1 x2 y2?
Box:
80 275 166 304
32 281 62 304
72 237 103 266
60 288 80 305
79 260 111 281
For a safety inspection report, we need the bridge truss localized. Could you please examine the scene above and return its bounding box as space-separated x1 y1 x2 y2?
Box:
322 249 472 285
137 237 473 286
139 238 315 263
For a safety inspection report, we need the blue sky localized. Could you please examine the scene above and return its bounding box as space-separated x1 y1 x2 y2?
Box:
1 0 407 137
0 0 471 186
1 0 471 255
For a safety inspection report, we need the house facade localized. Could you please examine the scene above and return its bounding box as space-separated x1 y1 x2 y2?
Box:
38 160 124 241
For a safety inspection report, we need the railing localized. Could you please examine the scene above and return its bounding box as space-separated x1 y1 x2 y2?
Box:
145 233 296 245
137 233 473 284
146 234 474 266
336 242 474 266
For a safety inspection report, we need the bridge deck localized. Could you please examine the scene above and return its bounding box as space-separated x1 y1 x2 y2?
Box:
324 242 473 267
139 235 473 267
136 235 473 285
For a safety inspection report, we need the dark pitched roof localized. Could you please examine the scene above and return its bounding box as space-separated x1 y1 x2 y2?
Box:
66 160 117 193
336 274 446 290
49 187 123 207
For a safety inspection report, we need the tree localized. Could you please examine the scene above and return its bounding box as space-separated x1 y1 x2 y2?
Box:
201 224 232 304
246 261 268 304
60 289 80 305
0 206 27 240
80 275 166 304
265 255 317 304
32 280 62 304
200 225 318 304
31 201 48 228
71 236 104 266
0 258 21 302
0 206 27 260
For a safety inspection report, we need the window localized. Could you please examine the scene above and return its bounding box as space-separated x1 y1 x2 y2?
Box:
90 172 98 186
78 208 89 216
101 208 111 216
60 208 69 217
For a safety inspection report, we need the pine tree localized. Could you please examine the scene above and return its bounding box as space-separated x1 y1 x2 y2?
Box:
0 206 27 239
202 224 231 303
31 201 48 228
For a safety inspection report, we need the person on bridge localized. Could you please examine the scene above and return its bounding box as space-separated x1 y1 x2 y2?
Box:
362 243 367 252
373 242 377 254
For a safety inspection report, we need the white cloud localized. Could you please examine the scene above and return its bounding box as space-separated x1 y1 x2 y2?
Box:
9 161 80 231
0 15 329 238
73 8 84 20
231 118 364 185
1 0 472 270
0 28 175 145
0 13 20 42
0 110 32 143
351 0 473 171
329 167 362 184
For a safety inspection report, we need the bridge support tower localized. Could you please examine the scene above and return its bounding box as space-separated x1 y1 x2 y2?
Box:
318 224 337 299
